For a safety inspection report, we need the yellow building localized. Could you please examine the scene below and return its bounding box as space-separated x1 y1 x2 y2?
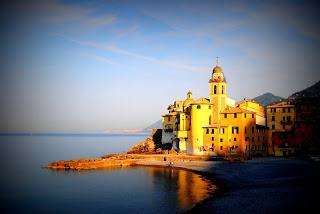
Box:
162 64 268 157
266 100 296 156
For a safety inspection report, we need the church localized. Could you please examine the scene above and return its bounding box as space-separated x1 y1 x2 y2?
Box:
161 63 268 157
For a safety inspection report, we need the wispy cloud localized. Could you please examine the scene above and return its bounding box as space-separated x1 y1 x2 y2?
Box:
91 54 120 66
6 0 116 28
91 15 117 26
62 36 203 72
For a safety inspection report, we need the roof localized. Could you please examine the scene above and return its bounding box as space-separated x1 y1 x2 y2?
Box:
267 103 295 108
190 97 211 105
183 98 194 106
212 65 222 73
162 112 178 117
220 106 255 114
237 99 260 106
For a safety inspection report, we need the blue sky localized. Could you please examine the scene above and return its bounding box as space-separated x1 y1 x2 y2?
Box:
0 0 319 132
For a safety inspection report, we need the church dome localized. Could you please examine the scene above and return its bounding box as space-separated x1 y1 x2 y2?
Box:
210 65 226 83
212 65 222 73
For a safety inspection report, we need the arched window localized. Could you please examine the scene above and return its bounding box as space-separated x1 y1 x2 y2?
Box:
209 115 211 125
222 86 224 94
214 85 217 94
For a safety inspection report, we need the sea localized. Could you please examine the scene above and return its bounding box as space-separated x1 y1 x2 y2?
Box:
0 134 214 213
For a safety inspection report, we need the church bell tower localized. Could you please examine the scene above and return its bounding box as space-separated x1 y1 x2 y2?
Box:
209 59 227 122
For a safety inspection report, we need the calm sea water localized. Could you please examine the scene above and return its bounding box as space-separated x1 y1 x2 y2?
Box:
0 134 214 213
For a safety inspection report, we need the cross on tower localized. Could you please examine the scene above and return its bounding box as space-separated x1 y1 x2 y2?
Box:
216 56 219 65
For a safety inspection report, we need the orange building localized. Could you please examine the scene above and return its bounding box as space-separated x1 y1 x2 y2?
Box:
266 100 296 156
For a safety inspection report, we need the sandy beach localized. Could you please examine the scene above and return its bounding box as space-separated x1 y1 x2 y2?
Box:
142 157 320 214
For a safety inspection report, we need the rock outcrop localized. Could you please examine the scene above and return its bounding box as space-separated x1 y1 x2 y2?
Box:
127 128 175 154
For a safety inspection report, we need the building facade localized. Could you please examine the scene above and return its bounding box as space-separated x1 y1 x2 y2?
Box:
162 64 268 157
266 97 320 156
266 100 296 156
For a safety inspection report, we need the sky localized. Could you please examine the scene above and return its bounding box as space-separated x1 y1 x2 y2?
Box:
0 0 319 133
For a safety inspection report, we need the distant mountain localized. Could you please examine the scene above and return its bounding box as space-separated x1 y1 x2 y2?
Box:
289 81 320 99
144 119 162 131
252 93 284 107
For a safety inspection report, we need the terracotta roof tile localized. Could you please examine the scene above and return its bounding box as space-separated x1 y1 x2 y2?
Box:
220 106 255 114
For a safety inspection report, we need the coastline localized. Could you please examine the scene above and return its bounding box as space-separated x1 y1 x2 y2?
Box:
46 155 320 213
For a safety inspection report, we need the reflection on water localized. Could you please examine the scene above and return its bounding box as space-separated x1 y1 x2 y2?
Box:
145 167 216 212
0 135 216 213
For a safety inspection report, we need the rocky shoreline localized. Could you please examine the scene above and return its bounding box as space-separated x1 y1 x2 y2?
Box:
46 153 221 170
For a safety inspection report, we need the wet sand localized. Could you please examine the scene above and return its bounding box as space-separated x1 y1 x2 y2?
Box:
145 157 320 214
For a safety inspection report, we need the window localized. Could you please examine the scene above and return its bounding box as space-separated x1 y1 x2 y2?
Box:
234 113 237 118
168 117 170 122
224 114 227 118
287 116 291 121
245 127 247 134
288 108 291 113
234 138 237 142
282 124 285 129
272 125 275 130
211 129 214 134
283 108 285 113
211 137 214 141
222 86 224 94
283 116 285 121
209 115 211 124
252 127 254 133
272 116 275 121
232 127 239 134
209 105 211 109
206 128 209 134
252 114 254 118
220 138 223 142
197 105 201 109
252 137 254 142
220 146 223 150
244 113 247 118
258 136 260 141
214 85 217 94
220 128 224 134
